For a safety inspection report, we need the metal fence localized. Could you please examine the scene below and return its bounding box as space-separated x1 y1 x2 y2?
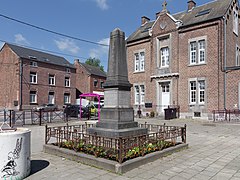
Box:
0 109 80 127
45 122 187 163
212 109 240 122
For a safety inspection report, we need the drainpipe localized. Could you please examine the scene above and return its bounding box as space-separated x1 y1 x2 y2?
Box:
223 16 227 109
19 58 23 110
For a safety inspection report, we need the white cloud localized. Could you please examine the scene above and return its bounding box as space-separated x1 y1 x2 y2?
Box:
89 38 109 58
54 38 80 54
95 0 109 10
14 34 30 45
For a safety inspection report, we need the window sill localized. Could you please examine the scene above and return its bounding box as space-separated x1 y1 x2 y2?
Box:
158 66 169 69
133 71 145 74
49 84 56 86
30 83 38 85
188 63 206 67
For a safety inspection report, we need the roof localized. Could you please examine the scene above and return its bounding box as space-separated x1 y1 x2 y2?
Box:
80 63 107 78
5 43 74 68
127 0 232 43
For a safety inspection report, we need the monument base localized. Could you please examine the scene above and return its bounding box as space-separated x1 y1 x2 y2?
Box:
87 126 147 138
87 107 147 138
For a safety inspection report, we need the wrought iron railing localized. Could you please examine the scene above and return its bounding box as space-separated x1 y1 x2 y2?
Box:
45 123 187 163
212 109 240 122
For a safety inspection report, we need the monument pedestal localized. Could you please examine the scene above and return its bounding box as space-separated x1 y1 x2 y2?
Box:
88 108 147 138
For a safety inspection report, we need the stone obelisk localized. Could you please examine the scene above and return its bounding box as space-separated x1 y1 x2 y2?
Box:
88 28 147 137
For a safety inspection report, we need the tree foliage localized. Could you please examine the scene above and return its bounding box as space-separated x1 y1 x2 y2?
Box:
85 57 104 71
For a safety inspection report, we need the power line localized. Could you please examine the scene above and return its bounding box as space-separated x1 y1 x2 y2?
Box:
0 13 109 47
0 39 90 61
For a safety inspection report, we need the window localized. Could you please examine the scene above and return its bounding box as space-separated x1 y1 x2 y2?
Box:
100 81 104 88
189 80 205 104
65 77 70 87
198 40 205 63
236 45 240 66
49 75 55 85
30 91 37 103
30 72 37 84
140 85 145 104
64 93 71 104
48 92 55 104
190 42 197 64
134 85 145 105
134 86 140 104
190 81 197 104
94 80 98 87
233 8 238 36
199 80 205 104
160 47 169 68
66 68 70 73
134 51 145 72
30 61 37 67
189 39 206 65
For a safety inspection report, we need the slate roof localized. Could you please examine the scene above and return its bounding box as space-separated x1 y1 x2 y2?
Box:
80 63 107 78
127 0 232 43
5 43 74 68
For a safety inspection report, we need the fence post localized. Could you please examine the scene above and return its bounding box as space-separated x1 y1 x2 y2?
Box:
118 138 123 163
9 110 12 127
45 124 48 144
181 124 187 143
39 109 42 126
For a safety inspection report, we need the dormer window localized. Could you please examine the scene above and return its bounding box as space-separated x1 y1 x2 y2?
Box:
30 61 37 67
66 68 70 73
29 56 37 60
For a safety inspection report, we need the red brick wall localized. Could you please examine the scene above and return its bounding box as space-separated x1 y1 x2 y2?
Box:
0 44 76 109
0 44 20 109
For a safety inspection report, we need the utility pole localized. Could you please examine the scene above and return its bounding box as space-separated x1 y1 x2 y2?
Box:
19 58 23 111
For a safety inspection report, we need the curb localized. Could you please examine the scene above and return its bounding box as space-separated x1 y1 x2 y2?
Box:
43 143 188 174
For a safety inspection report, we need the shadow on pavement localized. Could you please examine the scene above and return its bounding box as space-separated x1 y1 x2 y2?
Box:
30 160 50 175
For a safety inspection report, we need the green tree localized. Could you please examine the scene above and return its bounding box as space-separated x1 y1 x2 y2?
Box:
85 57 104 71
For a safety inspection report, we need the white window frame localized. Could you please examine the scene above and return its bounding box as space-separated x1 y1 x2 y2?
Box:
134 50 145 72
134 84 145 105
66 68 71 73
49 74 55 86
30 61 37 67
189 79 206 105
190 81 197 104
198 40 205 64
134 85 140 104
94 80 98 87
30 91 37 103
190 42 197 65
48 92 55 104
236 45 240 66
189 38 206 65
160 47 169 68
30 72 37 84
140 85 145 105
140 52 145 71
64 93 71 104
233 8 238 36
65 77 70 87
198 80 205 104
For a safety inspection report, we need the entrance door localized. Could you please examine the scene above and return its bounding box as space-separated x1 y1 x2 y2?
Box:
161 83 170 113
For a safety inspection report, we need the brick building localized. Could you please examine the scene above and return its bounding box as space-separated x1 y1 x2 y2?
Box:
127 0 240 119
74 59 106 97
0 43 76 110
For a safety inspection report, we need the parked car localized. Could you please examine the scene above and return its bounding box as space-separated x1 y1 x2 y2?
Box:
64 105 89 118
34 104 58 111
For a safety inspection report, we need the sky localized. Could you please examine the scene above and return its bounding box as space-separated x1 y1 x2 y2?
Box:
0 0 211 71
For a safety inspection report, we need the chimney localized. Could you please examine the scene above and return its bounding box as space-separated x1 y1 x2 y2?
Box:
188 0 196 11
141 16 150 25
74 59 80 64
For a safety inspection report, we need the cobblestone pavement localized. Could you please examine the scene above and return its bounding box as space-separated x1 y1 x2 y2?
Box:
24 118 240 180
